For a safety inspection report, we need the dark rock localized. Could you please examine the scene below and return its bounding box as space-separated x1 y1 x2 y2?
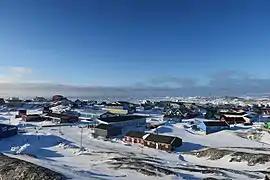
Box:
189 148 270 166
0 154 66 180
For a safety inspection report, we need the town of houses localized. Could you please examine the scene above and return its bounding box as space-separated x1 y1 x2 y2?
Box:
1 95 270 152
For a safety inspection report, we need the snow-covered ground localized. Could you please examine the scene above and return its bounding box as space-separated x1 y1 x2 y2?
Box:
0 109 270 179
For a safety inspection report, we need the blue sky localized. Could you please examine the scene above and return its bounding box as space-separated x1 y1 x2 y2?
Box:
0 0 270 89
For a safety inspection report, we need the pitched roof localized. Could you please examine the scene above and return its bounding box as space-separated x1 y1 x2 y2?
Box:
145 134 179 144
125 131 146 138
203 121 229 127
45 112 78 120
220 115 246 123
98 115 146 123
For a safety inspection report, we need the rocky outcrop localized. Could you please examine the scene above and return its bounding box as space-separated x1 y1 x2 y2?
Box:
0 154 66 180
188 148 270 166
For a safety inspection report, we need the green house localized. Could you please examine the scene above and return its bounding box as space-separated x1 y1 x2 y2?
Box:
265 122 270 129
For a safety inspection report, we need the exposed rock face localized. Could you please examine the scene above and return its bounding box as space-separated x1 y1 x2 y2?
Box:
0 154 66 180
189 148 270 166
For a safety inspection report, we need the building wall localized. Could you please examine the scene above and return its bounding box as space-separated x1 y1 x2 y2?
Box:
105 108 128 115
80 113 101 119
94 129 108 138
125 137 144 144
0 124 18 139
171 138 182 148
144 141 172 151
205 126 229 134
105 128 121 137
199 122 207 132
94 128 122 138
163 117 181 122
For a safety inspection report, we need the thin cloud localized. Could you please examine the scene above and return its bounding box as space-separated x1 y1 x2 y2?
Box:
149 76 198 87
9 67 32 75
0 66 48 83
0 70 270 98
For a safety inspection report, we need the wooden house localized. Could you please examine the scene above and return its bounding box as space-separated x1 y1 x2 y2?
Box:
220 112 252 125
43 112 79 123
199 121 230 134
124 131 182 152
22 114 44 122
163 108 184 122
143 133 182 151
104 101 136 114
79 110 114 119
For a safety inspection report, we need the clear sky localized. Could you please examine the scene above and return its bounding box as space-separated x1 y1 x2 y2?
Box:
0 0 270 89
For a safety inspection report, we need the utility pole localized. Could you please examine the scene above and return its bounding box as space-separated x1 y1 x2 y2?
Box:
79 126 84 151
58 119 62 134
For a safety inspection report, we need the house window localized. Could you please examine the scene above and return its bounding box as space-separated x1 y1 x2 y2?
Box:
147 141 151 145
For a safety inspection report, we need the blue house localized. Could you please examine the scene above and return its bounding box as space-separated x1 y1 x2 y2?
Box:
199 121 230 135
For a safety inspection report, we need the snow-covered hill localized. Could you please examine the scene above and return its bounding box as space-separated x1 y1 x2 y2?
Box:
0 109 269 179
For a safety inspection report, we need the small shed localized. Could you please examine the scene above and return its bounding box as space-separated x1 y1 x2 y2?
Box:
0 124 18 139
93 124 122 138
199 121 230 134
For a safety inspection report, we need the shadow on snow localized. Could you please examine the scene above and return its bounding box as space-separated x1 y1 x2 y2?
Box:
0 134 72 159
177 142 206 153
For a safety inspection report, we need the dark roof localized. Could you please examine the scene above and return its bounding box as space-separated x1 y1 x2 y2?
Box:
45 112 63 118
125 131 146 138
221 112 247 116
45 112 78 119
26 114 43 121
95 124 115 130
98 115 146 123
203 121 229 127
27 114 41 117
145 134 179 144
